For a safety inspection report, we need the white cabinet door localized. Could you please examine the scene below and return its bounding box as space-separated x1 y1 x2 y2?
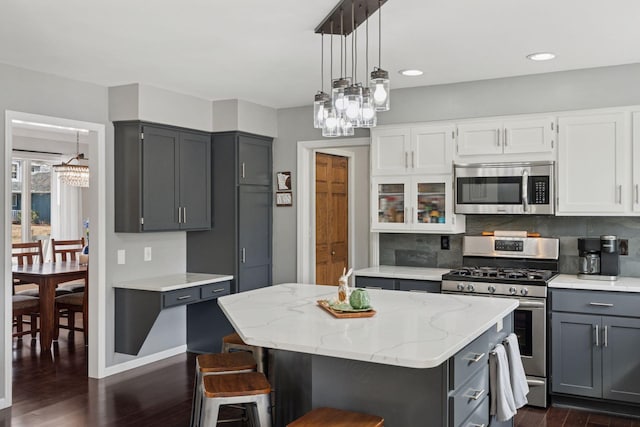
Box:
411 125 455 174
456 121 502 157
371 128 411 175
633 112 640 212
503 117 555 155
557 113 628 214
371 176 410 231
410 175 465 233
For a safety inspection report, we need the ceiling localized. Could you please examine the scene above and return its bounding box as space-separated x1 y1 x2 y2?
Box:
1 0 640 109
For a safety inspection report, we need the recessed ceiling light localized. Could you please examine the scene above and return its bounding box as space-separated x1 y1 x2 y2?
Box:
526 52 556 61
399 69 424 76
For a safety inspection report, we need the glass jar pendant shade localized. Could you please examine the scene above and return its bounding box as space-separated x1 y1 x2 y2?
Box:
344 84 363 126
371 67 390 111
332 77 350 114
322 101 340 137
360 87 377 128
314 91 330 128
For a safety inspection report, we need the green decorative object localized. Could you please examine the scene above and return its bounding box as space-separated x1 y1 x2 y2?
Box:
349 288 371 309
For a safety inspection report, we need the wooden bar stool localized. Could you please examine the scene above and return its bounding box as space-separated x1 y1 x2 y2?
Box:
222 332 266 373
200 372 271 427
190 352 257 427
287 407 384 427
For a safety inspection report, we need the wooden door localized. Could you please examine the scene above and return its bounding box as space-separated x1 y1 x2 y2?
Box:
315 153 348 286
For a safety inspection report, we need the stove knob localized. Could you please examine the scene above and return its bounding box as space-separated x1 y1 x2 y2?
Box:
488 285 497 294
509 286 517 295
467 283 476 292
456 283 465 291
521 288 529 296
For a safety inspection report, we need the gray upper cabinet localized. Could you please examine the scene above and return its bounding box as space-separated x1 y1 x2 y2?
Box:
187 132 273 294
550 289 640 404
114 121 211 232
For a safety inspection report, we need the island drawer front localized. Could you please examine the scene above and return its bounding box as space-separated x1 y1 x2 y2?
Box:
163 288 199 308
397 279 441 293
355 276 396 290
450 367 489 427
551 289 638 317
451 331 490 390
457 395 489 427
200 281 231 300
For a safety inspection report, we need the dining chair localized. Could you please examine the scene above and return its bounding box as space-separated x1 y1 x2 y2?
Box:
51 238 86 293
54 265 88 343
12 295 40 340
11 241 44 297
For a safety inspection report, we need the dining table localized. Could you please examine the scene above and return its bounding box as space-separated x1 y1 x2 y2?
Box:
12 261 88 352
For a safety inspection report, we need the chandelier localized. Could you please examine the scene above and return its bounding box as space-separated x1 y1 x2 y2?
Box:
53 132 90 187
314 0 390 137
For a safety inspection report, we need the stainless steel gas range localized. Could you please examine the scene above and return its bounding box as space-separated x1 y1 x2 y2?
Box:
442 234 560 408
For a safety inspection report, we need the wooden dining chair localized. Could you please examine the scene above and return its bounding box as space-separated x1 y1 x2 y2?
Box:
11 241 44 297
12 295 40 340
54 266 88 343
51 238 86 293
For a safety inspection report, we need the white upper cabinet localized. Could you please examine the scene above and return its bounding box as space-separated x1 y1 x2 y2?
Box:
631 112 640 212
455 117 556 161
557 112 629 215
371 124 454 176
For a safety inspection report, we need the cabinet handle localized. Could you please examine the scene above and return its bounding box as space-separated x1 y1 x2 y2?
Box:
405 152 408 168
603 325 608 348
177 295 192 300
463 388 485 400
468 424 486 427
178 207 183 224
594 324 599 347
241 162 246 179
589 302 613 307
365 286 383 290
404 207 408 224
211 288 225 293
617 185 622 204
411 151 415 168
241 248 246 263
497 130 501 147
183 207 187 223
636 184 639 204
462 352 486 363
504 128 508 146
408 289 427 293
411 207 414 223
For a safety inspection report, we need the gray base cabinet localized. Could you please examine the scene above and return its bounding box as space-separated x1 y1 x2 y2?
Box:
551 289 640 405
114 121 211 232
355 276 441 292
187 132 272 293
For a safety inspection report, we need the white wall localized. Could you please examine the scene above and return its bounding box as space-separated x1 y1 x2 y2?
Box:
272 63 640 284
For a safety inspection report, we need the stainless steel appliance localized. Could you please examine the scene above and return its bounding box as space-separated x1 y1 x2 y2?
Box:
577 236 620 280
442 234 560 408
454 161 555 214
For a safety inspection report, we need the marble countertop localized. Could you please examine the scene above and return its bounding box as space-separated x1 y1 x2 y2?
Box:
353 265 450 281
218 283 517 369
114 273 233 292
550 274 640 293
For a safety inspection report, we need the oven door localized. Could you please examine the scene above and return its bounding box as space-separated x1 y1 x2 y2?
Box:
513 298 546 377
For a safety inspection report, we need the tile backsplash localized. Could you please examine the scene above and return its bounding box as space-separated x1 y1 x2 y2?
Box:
379 215 640 277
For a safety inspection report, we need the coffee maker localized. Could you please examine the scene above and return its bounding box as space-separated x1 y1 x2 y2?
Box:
578 235 620 280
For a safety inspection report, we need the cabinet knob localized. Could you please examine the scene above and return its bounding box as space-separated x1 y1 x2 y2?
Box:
331 250 336 255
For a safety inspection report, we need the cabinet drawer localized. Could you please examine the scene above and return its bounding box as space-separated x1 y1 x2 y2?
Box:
355 277 396 290
551 289 639 317
163 288 199 308
397 279 440 293
451 331 489 390
450 367 489 427
457 395 489 427
200 281 231 300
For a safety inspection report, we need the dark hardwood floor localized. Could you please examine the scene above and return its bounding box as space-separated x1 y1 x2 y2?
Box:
1 323 638 426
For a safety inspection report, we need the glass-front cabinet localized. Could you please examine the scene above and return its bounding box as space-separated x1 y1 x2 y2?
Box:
372 175 464 233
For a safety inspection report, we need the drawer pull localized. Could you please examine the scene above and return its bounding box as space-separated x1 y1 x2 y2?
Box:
589 302 613 307
408 289 427 293
211 288 225 293
177 295 192 300
366 287 383 290
462 352 486 363
463 388 485 401
468 424 486 427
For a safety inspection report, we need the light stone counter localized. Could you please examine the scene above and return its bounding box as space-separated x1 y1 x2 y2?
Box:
550 274 640 293
218 282 517 369
353 265 450 281
114 273 233 292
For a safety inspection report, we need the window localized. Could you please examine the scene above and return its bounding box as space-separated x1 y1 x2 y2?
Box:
11 162 19 180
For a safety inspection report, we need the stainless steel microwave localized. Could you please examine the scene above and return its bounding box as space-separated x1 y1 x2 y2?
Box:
454 161 555 214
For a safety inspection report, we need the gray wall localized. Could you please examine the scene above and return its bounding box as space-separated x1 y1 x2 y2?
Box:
272 63 640 284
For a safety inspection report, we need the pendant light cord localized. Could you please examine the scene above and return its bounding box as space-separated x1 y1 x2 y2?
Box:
320 32 324 92
340 9 344 78
330 21 334 85
378 0 382 68
352 1 356 83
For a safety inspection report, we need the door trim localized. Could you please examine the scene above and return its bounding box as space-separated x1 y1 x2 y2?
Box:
4 111 107 407
296 138 369 284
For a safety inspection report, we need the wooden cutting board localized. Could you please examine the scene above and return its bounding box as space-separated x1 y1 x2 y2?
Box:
316 300 376 318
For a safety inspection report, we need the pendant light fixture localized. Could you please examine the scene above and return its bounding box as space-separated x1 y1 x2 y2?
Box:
53 131 90 187
314 0 389 136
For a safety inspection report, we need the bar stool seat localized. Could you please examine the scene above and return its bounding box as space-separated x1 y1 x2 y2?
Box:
287 407 384 427
222 332 266 373
200 372 271 427
190 352 258 427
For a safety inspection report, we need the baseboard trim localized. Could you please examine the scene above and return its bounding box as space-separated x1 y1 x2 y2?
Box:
103 345 187 378
551 394 640 419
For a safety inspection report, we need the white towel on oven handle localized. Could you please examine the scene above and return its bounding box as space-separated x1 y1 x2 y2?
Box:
490 343 517 421
505 332 529 408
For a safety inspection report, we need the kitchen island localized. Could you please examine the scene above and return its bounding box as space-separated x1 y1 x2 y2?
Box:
218 283 518 426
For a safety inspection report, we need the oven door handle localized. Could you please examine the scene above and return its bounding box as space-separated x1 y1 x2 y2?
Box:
518 300 545 308
526 379 545 386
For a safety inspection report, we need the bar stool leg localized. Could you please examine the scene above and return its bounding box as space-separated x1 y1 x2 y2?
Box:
255 395 272 427
189 359 203 427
